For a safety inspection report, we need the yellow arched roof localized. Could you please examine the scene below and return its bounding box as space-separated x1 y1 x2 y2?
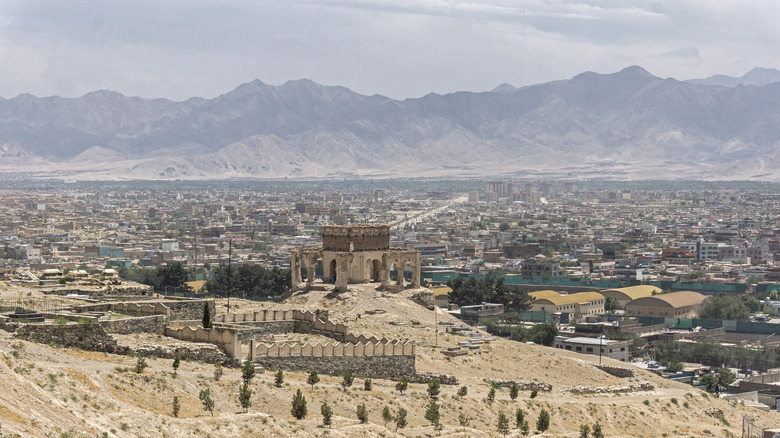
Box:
601 285 661 301
534 291 605 306
431 287 453 297
529 290 560 300
627 291 706 309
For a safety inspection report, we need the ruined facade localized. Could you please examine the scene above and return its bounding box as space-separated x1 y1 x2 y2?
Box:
290 225 421 291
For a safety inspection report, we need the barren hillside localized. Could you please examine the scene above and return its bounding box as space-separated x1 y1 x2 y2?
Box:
0 283 776 437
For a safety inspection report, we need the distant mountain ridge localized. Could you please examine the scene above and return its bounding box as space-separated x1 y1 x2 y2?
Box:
685 67 780 87
1 66 780 181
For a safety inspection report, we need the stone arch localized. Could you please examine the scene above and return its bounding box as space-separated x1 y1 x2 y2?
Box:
371 259 382 282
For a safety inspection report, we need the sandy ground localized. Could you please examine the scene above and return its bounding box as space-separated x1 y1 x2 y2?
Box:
0 282 777 437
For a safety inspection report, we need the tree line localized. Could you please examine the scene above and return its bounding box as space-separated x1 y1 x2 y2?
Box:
446 276 533 311
655 338 780 372
205 264 291 298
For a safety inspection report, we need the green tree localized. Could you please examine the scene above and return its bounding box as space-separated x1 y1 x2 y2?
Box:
424 400 440 426
321 402 333 428
364 378 372 391
274 369 284 387
499 222 510 232
341 371 354 388
396 408 408 431
592 422 604 438
307 371 320 389
395 377 408 394
497 411 510 436
511 322 559 346
291 389 307 419
238 382 252 413
520 420 530 435
241 360 256 385
382 405 394 427
509 382 519 400
718 367 736 388
457 386 468 397
135 356 148 374
202 302 212 328
699 294 751 321
427 378 441 398
604 295 621 312
530 389 538 398
580 423 591 438
199 388 215 416
213 362 223 381
700 374 718 392
172 396 180 418
536 409 550 432
487 387 496 403
458 412 470 430
172 352 180 377
515 408 525 428
356 403 368 424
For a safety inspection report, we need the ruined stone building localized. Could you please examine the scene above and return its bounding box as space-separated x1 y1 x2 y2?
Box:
290 225 421 291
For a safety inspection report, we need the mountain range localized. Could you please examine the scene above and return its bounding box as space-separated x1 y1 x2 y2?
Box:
1 66 780 181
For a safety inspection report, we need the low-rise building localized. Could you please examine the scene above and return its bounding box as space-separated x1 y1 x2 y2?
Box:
624 291 706 318
553 336 631 362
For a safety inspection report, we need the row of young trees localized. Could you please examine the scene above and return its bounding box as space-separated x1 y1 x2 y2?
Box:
446 276 533 310
119 262 193 292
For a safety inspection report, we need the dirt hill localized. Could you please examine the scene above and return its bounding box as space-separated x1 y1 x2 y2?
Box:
0 283 776 437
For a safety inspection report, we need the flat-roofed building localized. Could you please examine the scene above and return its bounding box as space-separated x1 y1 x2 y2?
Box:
553 336 631 362
624 291 706 318
600 285 662 308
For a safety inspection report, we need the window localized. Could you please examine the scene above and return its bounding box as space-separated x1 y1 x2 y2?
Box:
575 346 582 352
586 347 593 353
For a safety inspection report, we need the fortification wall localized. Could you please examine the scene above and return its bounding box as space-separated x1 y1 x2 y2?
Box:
75 300 213 322
99 315 168 335
215 309 348 341
321 225 390 251
164 325 241 359
14 323 121 353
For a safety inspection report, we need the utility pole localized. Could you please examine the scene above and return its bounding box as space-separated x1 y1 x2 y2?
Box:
227 239 232 313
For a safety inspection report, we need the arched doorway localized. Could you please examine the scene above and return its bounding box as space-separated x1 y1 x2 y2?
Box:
329 259 337 284
372 259 382 282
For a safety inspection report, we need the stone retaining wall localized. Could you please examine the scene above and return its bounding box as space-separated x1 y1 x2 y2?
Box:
99 315 169 335
14 323 121 353
569 382 655 394
253 354 415 380
76 300 214 322
250 339 415 358
130 342 232 365
597 365 635 378
484 379 553 392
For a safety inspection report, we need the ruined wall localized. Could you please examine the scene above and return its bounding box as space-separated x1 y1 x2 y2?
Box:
215 309 348 341
14 323 121 353
322 225 390 251
164 325 241 359
131 342 230 364
76 300 214 322
596 365 635 378
99 315 169 335
254 354 415 380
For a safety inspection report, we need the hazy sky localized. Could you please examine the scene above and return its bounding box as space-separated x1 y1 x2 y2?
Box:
1 0 778 100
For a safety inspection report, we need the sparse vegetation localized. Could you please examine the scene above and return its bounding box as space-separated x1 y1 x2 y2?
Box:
427 377 441 398
172 396 180 417
274 369 284 387
307 371 320 389
321 401 333 428
497 411 510 436
536 408 550 432
341 371 354 388
356 403 368 424
199 388 215 416
291 389 307 419
134 356 148 374
395 377 408 394
213 361 224 381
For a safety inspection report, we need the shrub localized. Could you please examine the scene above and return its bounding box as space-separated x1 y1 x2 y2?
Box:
321 402 333 428
239 382 252 413
307 371 320 389
135 356 148 374
395 408 407 431
515 408 525 429
580 423 590 438
424 400 440 426
536 409 550 432
530 389 538 398
395 377 408 394
356 403 368 424
592 422 604 438
510 382 519 400
172 353 180 377
457 385 468 397
291 389 307 419
274 369 284 387
364 378 372 391
241 360 256 385
198 388 214 416
382 405 394 427
427 378 441 398
172 396 180 417
487 387 496 403
213 362 223 381
341 371 354 388
202 302 212 328
459 412 470 428
497 411 510 436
